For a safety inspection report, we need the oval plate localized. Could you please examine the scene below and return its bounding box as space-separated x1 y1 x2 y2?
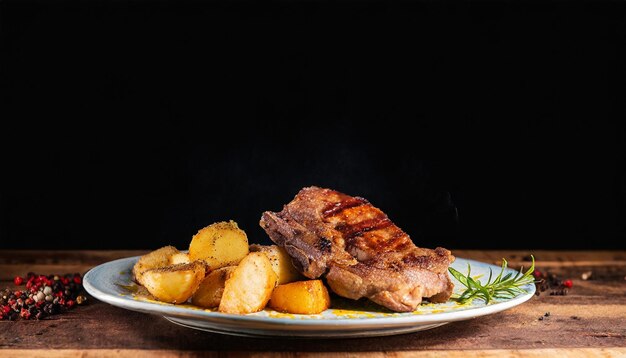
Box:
83 256 535 338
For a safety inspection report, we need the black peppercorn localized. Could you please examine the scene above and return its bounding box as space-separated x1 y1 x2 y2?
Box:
52 282 63 292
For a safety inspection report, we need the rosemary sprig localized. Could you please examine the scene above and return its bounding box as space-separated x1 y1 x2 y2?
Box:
448 255 536 304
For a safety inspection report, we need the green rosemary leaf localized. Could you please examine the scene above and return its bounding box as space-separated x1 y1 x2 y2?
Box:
466 275 480 290
449 255 536 304
448 267 469 287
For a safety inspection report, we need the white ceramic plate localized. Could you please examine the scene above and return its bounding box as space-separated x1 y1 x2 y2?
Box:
83 256 535 338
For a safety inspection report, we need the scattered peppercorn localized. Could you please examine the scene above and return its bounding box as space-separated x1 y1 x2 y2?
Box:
0 272 86 321
20 307 30 319
538 312 551 321
550 289 568 296
533 269 573 296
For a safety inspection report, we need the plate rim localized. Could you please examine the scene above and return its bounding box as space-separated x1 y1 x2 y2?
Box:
163 316 451 338
83 255 535 328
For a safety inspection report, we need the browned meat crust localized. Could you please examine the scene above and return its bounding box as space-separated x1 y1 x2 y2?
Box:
260 186 455 312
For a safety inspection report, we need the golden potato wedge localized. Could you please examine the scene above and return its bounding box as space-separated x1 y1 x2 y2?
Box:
133 246 181 286
269 280 331 314
142 261 206 304
219 252 277 314
169 252 190 265
191 266 236 308
249 244 303 285
189 221 249 270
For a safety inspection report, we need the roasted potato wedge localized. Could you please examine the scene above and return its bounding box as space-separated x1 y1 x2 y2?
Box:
189 221 249 270
191 266 236 308
142 261 206 304
269 280 331 314
249 244 303 285
219 252 277 314
169 252 190 265
133 246 181 286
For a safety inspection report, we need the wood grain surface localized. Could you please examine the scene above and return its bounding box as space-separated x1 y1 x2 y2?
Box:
1 250 625 357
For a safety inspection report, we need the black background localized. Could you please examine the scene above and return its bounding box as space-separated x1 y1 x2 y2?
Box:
1 0 624 250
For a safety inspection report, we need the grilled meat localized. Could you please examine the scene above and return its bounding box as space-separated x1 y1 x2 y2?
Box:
260 186 455 312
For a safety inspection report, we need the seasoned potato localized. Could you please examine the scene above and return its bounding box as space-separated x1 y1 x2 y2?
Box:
169 252 190 265
189 221 249 270
249 244 303 285
269 280 331 314
133 246 181 286
219 252 277 314
142 261 206 304
191 266 236 308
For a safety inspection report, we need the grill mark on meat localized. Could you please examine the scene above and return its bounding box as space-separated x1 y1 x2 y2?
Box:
390 236 413 252
336 217 393 239
322 197 368 217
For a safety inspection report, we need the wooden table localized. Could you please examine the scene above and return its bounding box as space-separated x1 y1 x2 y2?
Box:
1 250 625 357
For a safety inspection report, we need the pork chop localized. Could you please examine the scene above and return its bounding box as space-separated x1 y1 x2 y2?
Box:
260 186 455 312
